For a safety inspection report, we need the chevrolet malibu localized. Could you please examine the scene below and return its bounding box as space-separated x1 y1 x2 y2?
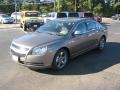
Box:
10 18 107 70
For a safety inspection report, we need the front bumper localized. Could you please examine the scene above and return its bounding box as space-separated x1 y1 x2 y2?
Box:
10 48 54 69
3 20 14 23
25 22 44 31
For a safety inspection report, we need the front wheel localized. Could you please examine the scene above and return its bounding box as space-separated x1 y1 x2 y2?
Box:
97 37 106 51
20 23 23 28
23 24 27 31
52 49 69 70
1 20 4 24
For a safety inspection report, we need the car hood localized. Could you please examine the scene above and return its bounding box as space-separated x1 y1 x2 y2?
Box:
13 32 64 48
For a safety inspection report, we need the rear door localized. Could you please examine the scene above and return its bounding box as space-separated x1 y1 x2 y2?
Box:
85 20 100 48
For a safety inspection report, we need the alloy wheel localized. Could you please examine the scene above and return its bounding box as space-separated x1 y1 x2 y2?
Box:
53 49 68 70
99 37 105 50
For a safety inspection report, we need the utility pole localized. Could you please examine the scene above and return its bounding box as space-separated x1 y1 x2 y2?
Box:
117 0 120 14
14 0 17 23
54 0 56 12
75 0 76 12
58 0 60 12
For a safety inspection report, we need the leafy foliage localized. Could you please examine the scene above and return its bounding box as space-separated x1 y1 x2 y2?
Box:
0 0 119 17
93 3 103 16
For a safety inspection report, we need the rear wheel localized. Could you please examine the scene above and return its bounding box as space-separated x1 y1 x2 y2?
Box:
52 49 69 70
97 37 106 50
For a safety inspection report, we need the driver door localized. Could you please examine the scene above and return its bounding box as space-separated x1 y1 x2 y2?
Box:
68 21 90 56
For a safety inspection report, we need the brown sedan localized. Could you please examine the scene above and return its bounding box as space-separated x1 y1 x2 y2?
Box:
10 18 107 70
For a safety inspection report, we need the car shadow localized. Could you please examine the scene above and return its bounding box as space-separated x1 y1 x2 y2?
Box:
35 42 120 75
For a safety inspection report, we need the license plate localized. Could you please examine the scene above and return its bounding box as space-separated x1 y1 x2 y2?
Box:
34 25 37 27
20 57 25 62
12 55 18 62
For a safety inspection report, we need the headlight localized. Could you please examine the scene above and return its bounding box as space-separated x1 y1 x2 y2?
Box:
3 18 7 21
32 46 47 55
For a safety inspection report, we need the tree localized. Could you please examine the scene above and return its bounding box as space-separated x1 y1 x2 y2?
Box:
88 0 93 11
93 3 103 16
0 0 14 15
114 2 120 14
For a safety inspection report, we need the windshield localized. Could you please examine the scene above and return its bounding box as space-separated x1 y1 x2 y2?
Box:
1 15 9 18
25 12 39 17
57 13 67 18
68 13 79 17
13 12 21 16
84 13 94 17
36 20 75 36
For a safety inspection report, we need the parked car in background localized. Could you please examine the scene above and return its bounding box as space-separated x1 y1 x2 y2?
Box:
20 11 44 31
94 16 102 23
84 12 94 19
11 12 21 22
78 12 102 23
10 18 107 70
0 14 14 24
43 12 67 23
62 12 79 17
111 14 120 20
43 12 79 23
68 12 79 17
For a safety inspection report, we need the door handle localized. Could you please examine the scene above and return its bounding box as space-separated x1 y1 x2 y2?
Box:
69 40 75 44
87 34 92 37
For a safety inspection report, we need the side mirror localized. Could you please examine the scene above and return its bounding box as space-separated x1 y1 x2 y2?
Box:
74 30 81 35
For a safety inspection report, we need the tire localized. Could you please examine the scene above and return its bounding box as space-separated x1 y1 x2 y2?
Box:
1 20 4 24
97 37 106 51
23 24 27 31
52 49 69 70
20 23 23 28
29 27 35 32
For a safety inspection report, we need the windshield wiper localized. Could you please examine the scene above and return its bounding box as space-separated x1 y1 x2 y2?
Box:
35 31 43 33
35 31 63 36
46 31 58 35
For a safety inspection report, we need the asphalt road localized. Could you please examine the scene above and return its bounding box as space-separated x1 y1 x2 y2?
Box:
0 20 120 90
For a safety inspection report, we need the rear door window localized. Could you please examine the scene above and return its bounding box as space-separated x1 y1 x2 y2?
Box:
86 21 96 31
